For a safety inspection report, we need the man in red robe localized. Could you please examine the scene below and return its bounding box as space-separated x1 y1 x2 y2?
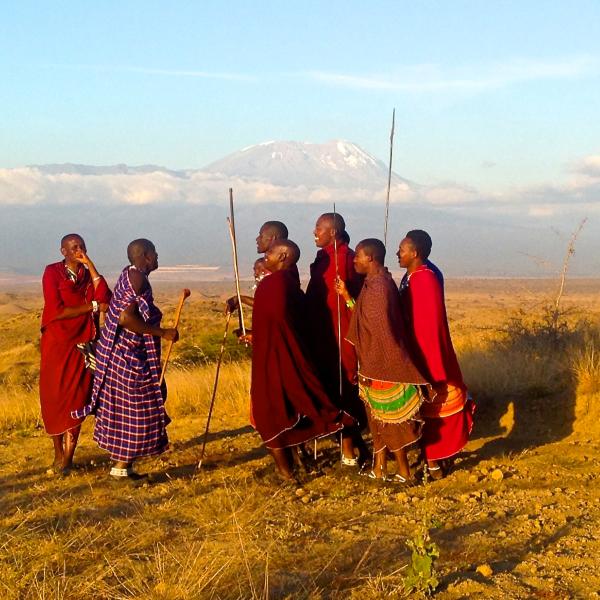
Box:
40 234 111 474
397 230 474 479
305 213 366 466
241 239 351 481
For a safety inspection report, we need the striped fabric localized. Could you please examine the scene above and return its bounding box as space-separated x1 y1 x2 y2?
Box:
73 267 169 461
358 376 423 424
421 382 468 419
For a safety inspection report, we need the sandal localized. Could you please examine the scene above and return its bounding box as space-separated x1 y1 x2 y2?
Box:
426 465 444 481
386 473 417 486
341 455 359 467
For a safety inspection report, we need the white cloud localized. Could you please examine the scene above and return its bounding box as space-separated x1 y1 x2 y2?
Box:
305 56 598 93
47 63 256 82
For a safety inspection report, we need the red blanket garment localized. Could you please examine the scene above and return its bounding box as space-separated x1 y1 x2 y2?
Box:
39 262 111 435
251 268 351 449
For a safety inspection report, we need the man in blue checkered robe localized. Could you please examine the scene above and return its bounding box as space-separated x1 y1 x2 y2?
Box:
74 239 178 481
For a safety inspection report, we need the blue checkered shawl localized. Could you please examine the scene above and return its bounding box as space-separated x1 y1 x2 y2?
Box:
74 266 169 461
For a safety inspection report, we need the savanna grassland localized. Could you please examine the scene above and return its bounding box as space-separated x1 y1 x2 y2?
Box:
1 278 600 599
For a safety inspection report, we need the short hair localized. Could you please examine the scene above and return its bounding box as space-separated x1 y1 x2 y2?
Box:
127 238 155 263
405 230 432 259
357 238 386 264
271 239 300 265
61 233 84 248
261 221 288 239
318 212 346 236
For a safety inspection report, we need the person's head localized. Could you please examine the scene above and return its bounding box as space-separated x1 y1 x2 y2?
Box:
60 234 86 266
256 221 288 253
127 238 158 273
313 213 347 248
253 257 270 280
263 239 300 273
397 230 432 269
354 238 386 275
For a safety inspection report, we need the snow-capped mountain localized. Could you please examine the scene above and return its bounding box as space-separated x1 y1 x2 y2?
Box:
203 140 407 188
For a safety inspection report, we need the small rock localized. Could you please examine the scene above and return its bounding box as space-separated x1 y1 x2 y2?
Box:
295 487 306 497
301 495 311 504
468 473 480 483
476 563 493 578
396 492 408 502
490 469 504 481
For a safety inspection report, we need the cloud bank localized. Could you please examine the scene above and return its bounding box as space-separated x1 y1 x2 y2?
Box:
1 154 599 221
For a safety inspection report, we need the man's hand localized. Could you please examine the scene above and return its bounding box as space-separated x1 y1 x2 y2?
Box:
334 277 351 302
161 328 179 342
238 333 253 346
225 296 239 314
75 251 91 266
98 303 109 313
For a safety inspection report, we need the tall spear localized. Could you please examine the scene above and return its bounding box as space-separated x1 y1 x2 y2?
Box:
383 108 396 250
332 202 343 399
227 188 246 335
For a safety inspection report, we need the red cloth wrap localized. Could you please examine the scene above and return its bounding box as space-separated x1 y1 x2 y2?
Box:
400 265 474 459
250 268 352 449
305 243 366 425
39 262 111 435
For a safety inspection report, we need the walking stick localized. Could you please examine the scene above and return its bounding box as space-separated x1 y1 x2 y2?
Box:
159 288 191 386
332 202 343 400
333 202 344 461
383 108 396 250
198 312 232 470
228 188 246 335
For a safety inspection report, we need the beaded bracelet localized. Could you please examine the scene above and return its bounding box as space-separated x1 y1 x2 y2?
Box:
346 298 356 309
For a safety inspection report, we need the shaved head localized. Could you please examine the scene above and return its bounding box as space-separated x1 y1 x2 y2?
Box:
405 230 432 259
256 221 289 253
61 233 84 248
264 238 301 273
356 238 386 265
261 221 288 239
127 238 156 263
270 239 300 265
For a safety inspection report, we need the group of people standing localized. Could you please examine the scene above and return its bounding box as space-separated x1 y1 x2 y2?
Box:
228 215 474 484
39 216 473 486
40 235 176 480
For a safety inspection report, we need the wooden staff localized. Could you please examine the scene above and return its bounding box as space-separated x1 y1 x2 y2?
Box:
333 202 343 399
333 202 343 462
159 288 191 386
228 188 246 335
383 108 396 250
197 312 232 470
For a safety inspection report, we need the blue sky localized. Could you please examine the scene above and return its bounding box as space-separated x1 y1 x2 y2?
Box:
2 1 599 190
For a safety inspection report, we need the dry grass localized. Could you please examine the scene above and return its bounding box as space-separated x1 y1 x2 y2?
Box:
2 280 600 599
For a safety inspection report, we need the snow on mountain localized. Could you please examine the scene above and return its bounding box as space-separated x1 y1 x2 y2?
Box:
203 140 407 188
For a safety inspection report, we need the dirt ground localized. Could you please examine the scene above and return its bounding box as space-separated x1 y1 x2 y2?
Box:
1 279 600 598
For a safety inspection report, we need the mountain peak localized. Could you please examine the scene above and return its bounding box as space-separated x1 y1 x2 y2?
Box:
203 139 404 188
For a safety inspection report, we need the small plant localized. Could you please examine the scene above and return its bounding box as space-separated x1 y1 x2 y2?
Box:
403 467 440 597
403 520 440 596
